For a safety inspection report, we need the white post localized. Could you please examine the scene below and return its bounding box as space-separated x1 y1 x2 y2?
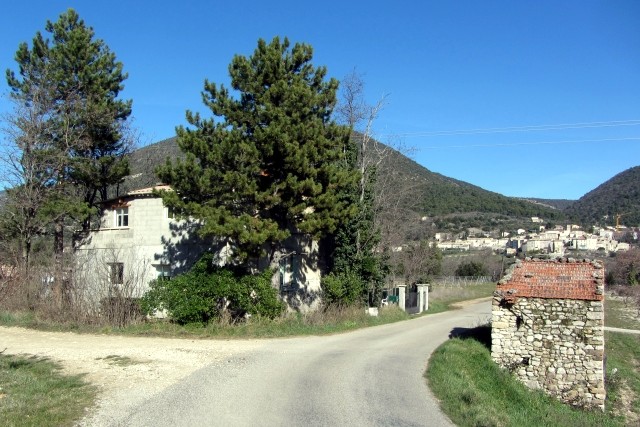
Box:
417 284 428 313
424 284 429 311
397 284 406 311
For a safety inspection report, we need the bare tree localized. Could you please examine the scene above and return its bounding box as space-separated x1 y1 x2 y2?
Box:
336 70 428 286
0 73 69 279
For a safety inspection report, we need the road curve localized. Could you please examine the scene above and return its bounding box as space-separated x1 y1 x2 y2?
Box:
118 301 491 427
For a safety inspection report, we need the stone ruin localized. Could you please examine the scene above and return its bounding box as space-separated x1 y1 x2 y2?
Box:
491 257 605 410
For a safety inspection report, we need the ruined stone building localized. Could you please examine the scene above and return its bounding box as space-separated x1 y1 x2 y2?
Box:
491 258 605 409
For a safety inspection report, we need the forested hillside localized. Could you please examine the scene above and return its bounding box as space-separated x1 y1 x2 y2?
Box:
124 136 566 231
377 144 564 220
520 198 575 211
564 166 640 227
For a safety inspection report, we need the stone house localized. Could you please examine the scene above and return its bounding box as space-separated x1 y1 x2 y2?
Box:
491 257 605 410
74 137 322 311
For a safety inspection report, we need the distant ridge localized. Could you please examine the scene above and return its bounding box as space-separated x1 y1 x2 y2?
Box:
519 198 575 211
116 135 566 224
564 166 640 227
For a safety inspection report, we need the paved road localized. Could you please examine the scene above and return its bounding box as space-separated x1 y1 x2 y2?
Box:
119 301 491 427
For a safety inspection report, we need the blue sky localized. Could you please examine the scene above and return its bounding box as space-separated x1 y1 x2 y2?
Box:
1 1 639 200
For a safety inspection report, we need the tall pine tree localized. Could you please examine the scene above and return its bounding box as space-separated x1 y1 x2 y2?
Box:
6 8 133 229
157 37 358 264
5 9 133 298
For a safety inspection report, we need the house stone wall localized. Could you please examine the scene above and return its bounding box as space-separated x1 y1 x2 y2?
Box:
491 295 605 409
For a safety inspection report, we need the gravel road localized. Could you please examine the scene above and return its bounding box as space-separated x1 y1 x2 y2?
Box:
0 300 490 426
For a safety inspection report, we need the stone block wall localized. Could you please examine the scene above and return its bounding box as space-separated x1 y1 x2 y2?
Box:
492 296 605 409
491 258 605 410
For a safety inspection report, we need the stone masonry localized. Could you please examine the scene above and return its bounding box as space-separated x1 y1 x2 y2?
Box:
491 257 605 410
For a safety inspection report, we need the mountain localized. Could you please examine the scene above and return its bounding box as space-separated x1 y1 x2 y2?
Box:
110 137 183 198
519 198 575 211
375 142 564 220
564 166 640 228
117 136 565 231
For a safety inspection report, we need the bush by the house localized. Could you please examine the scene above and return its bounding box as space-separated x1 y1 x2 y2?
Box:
140 254 284 324
321 271 365 307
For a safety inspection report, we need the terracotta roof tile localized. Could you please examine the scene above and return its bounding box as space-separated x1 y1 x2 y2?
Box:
496 258 604 301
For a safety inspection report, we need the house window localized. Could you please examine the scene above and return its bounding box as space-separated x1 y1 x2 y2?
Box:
279 255 299 289
108 263 124 285
164 206 175 219
115 207 129 227
154 264 171 280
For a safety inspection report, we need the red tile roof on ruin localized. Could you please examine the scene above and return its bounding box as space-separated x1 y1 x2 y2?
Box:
496 258 604 302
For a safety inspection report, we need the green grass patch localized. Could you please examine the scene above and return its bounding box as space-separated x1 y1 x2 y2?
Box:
0 305 411 339
123 305 411 338
604 298 640 330
604 332 640 424
426 326 637 426
0 283 494 339
0 354 96 427
425 282 495 315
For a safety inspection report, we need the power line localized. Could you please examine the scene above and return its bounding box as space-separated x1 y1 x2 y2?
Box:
381 119 640 138
419 136 640 150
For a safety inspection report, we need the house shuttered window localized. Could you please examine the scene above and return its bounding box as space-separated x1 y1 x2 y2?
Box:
115 207 129 227
279 255 299 289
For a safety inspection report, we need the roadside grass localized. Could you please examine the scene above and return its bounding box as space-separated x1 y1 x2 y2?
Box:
604 297 640 330
426 327 626 427
0 305 411 338
0 283 495 338
0 353 96 427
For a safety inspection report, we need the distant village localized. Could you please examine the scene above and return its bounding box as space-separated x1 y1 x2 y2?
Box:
432 216 637 256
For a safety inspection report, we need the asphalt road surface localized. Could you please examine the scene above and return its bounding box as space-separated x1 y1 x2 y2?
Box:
118 300 490 427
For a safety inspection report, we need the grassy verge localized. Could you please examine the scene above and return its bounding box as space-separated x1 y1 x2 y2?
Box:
426 327 626 427
0 283 495 338
604 332 640 423
0 354 96 427
427 295 640 427
604 297 640 330
425 282 495 314
0 305 411 338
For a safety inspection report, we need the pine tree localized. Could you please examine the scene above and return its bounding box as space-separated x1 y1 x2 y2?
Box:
157 37 358 264
4 9 133 298
6 9 133 229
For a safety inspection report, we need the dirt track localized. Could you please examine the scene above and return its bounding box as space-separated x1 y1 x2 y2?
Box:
0 327 262 426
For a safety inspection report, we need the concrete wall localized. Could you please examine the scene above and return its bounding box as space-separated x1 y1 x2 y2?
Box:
76 196 322 310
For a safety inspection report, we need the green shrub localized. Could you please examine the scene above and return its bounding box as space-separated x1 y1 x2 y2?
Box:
321 270 365 307
140 254 284 324
455 261 488 277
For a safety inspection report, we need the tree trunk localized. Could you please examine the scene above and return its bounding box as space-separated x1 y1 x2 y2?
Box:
53 218 64 308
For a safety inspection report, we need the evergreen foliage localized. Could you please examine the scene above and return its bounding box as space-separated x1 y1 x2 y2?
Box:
6 8 133 225
2 9 132 276
564 166 640 227
321 271 366 308
157 37 357 263
141 254 284 324
455 261 489 277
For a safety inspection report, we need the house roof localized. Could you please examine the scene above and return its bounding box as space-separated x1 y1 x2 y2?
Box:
496 258 604 302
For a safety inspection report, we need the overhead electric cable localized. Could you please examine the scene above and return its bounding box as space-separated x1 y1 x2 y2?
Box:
419 136 640 150
382 119 640 138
